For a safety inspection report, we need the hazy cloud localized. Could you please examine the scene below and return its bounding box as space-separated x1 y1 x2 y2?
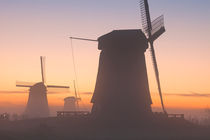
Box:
47 91 69 94
0 90 69 94
0 90 92 95
165 92 210 97
80 92 92 95
0 90 27 94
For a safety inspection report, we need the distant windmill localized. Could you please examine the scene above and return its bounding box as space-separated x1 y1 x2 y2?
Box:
140 0 167 114
16 56 70 118
63 80 81 111
63 97 77 111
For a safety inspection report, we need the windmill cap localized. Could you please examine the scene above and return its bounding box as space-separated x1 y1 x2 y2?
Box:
30 82 47 91
98 29 148 51
64 96 76 101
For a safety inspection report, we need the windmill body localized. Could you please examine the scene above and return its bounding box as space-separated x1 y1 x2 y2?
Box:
63 96 77 111
16 57 69 118
63 82 81 112
25 82 49 118
91 30 152 121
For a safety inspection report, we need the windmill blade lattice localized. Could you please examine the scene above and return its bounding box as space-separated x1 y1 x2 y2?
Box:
140 0 152 38
151 15 165 35
150 15 165 41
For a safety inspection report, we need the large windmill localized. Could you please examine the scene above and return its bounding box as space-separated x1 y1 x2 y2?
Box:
16 56 69 118
68 0 167 120
140 0 167 114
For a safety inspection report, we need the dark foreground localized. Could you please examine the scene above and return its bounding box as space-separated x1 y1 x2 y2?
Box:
0 116 210 140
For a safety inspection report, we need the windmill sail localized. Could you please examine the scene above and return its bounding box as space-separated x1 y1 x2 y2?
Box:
47 85 69 88
40 56 46 83
140 0 165 40
140 0 152 37
140 0 167 114
150 15 165 41
16 81 34 87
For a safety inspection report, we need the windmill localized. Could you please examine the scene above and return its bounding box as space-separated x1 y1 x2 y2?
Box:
16 56 70 118
68 0 167 120
140 0 167 114
63 80 81 111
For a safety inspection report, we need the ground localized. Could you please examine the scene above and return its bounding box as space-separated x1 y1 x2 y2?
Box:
0 116 210 140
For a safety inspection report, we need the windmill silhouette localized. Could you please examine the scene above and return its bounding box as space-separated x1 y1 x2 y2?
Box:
16 56 69 118
68 0 167 120
140 0 167 114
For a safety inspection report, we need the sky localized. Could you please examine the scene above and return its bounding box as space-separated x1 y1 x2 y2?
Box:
0 0 210 116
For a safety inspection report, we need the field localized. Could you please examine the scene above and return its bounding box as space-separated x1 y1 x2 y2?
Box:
0 116 210 140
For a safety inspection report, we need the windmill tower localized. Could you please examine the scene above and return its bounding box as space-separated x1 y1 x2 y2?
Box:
90 30 152 121
63 97 77 111
16 56 69 118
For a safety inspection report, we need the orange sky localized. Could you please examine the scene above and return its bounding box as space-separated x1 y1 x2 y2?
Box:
0 0 210 115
